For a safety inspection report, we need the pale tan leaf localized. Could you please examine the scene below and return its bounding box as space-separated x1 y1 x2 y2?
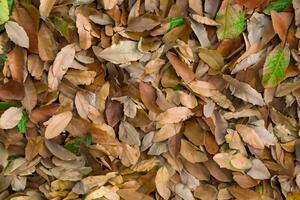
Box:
0 107 23 129
167 51 195 83
191 14 219 26
236 124 264 149
177 91 198 109
180 139 207 163
120 144 140 167
65 69 97 85
49 44 75 90
119 121 141 146
117 189 154 200
5 21 29 48
39 0 56 19
225 129 247 156
38 23 57 61
247 159 271 180
76 13 92 50
45 140 77 161
27 54 44 80
95 41 144 64
44 111 73 139
230 153 252 170
199 48 224 70
172 183 195 200
102 0 118 10
21 77 37 113
153 124 176 142
194 184 218 200
156 107 193 124
188 80 217 97
155 166 171 200
223 75 265 106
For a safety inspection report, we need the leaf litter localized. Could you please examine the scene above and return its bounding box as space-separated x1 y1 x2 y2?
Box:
0 0 300 199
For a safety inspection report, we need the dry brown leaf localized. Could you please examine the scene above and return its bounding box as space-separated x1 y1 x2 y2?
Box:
191 14 219 26
154 124 176 142
199 48 224 71
188 80 217 97
167 51 195 83
194 184 218 200
127 15 160 32
156 107 193 124
7 46 26 83
49 44 75 90
44 111 73 139
271 11 293 42
247 159 271 180
65 69 97 86
38 23 57 61
139 82 160 112
39 0 56 19
102 0 118 10
5 21 29 48
21 76 37 112
45 140 77 161
0 80 25 101
117 189 154 200
236 124 265 149
120 144 140 167
76 13 93 50
155 166 171 200
223 75 265 106
228 185 262 200
119 120 141 146
95 40 144 64
180 139 208 163
0 107 23 129
29 104 59 123
25 136 44 161
27 54 44 80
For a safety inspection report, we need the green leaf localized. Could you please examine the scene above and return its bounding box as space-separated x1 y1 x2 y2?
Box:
64 135 92 153
0 54 7 68
0 0 9 26
172 84 184 91
0 101 21 110
167 16 185 32
17 110 28 134
263 0 292 14
216 4 245 40
50 16 71 42
262 45 290 88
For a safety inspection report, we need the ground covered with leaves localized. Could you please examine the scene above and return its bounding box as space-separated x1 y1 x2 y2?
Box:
1 0 300 199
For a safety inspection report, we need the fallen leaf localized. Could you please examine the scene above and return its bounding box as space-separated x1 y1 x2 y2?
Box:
216 3 245 40
262 45 290 88
236 124 265 149
95 40 144 64
39 0 56 19
247 159 271 180
76 13 92 50
44 111 73 139
191 14 219 26
264 0 292 14
271 11 293 42
223 75 265 106
0 107 23 129
194 184 218 200
180 139 208 163
155 166 171 200
156 107 193 124
199 48 224 71
38 23 57 61
5 21 29 48
119 120 141 146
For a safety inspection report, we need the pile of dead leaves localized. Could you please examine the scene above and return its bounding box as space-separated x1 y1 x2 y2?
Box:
1 0 300 199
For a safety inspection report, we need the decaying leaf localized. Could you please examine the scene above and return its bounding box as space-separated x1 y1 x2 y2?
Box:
155 166 171 199
223 75 265 106
44 111 73 139
5 21 29 48
156 107 193 124
0 107 23 129
95 41 144 64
